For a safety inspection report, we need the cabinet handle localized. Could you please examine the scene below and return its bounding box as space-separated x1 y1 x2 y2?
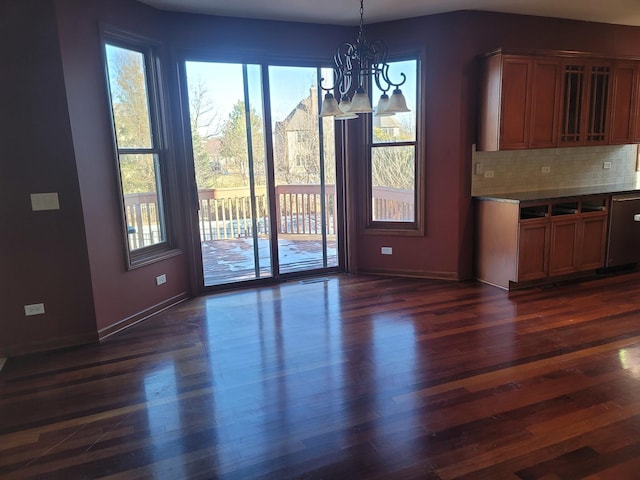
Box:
612 196 640 202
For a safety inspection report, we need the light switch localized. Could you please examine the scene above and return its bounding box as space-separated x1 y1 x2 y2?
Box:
31 193 60 211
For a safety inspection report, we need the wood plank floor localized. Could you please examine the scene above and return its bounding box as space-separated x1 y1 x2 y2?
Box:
3 272 640 479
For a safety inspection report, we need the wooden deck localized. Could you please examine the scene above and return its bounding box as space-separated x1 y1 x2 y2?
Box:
201 237 338 285
3 272 640 478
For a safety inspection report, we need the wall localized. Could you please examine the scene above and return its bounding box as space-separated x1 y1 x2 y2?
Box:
0 0 97 355
472 145 640 195
54 0 192 335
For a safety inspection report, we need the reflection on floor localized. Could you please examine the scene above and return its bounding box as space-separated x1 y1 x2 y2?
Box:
202 237 338 285
5 273 640 478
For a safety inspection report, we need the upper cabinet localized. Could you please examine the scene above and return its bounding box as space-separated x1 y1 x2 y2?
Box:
478 49 640 151
559 60 611 146
609 62 640 144
479 51 562 151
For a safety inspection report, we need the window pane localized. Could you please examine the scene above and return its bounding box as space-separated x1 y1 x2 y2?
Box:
269 65 338 272
120 154 165 250
184 61 272 285
371 145 415 222
105 44 153 149
372 59 417 143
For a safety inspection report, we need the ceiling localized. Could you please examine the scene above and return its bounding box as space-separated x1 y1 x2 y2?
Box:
137 0 640 27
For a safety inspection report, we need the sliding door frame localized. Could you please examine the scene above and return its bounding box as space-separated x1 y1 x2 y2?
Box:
173 50 347 293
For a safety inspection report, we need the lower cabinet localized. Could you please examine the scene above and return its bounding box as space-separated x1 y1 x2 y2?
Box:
517 220 549 281
548 217 580 276
580 215 609 270
476 195 609 289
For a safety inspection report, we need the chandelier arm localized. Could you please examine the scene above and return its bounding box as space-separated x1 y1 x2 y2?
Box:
373 63 390 93
384 71 407 89
319 76 333 93
321 0 406 118
335 43 356 96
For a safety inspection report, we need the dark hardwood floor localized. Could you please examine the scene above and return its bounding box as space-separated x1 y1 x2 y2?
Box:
3 272 640 479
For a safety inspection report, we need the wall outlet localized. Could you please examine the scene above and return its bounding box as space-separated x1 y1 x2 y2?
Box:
24 303 45 316
381 246 393 255
603 161 612 169
484 170 494 178
474 163 483 175
541 166 551 173
156 274 167 286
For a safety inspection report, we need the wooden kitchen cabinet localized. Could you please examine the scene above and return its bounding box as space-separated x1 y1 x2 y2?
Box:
498 56 531 149
580 214 608 270
517 219 550 281
609 61 640 144
476 49 640 151
478 52 560 151
530 58 562 148
559 60 611 146
609 62 639 144
476 195 609 289
549 215 580 276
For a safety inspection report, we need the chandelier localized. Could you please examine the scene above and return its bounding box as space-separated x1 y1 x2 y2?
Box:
320 0 410 120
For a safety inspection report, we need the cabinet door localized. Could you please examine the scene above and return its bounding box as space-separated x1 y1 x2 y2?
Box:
530 58 561 148
549 218 580 276
579 215 607 270
610 62 638 144
517 221 549 281
585 63 611 144
559 61 611 146
559 62 586 145
500 57 532 150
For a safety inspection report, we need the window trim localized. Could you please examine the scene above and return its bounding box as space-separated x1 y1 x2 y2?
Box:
102 28 181 269
362 54 424 236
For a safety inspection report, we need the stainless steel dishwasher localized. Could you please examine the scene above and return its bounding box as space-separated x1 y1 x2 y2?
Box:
606 193 640 267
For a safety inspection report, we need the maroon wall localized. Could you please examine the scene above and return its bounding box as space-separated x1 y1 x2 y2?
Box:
54 0 192 335
1 0 97 355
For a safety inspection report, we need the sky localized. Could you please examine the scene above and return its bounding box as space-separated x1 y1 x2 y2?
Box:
184 59 417 137
185 62 327 135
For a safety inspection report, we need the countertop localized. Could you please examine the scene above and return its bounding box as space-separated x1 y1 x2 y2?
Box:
474 182 640 203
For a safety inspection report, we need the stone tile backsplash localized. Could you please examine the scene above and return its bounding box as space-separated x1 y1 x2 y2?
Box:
471 144 640 196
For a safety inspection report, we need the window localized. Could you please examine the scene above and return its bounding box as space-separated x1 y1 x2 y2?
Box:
104 34 176 267
367 58 420 232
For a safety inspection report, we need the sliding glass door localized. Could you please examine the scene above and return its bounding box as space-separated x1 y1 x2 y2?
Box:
184 61 340 287
268 66 338 274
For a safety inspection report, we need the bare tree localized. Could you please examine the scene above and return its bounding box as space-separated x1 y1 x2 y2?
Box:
107 47 157 193
371 127 414 189
188 77 224 188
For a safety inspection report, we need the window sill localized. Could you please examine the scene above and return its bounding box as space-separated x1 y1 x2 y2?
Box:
128 247 183 270
363 223 424 237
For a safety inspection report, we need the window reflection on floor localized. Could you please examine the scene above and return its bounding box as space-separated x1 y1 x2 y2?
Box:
619 347 640 378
